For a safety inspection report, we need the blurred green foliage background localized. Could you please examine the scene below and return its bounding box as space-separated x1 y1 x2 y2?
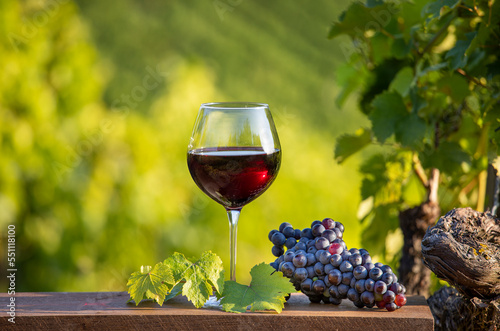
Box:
0 0 370 291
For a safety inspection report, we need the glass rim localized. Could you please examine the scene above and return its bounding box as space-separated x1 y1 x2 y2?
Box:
201 102 269 109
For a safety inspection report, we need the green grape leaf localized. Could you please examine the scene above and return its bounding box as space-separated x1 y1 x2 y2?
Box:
220 263 296 313
421 141 471 175
369 91 409 143
164 282 184 301
329 2 385 39
395 113 428 149
437 73 470 103
127 263 174 306
389 67 414 97
334 128 372 163
445 32 476 70
163 251 224 308
425 0 459 18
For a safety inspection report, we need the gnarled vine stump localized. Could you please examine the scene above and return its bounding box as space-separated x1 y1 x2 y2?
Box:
422 207 500 330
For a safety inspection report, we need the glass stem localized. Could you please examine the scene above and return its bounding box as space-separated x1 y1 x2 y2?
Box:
226 208 241 281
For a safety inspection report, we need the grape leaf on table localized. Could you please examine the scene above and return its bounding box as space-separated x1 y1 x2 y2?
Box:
220 263 296 313
127 263 174 306
163 251 224 308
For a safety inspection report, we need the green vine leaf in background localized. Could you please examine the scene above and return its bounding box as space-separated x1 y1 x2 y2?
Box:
330 0 500 268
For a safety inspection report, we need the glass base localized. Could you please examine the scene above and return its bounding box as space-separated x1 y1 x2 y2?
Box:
203 296 222 309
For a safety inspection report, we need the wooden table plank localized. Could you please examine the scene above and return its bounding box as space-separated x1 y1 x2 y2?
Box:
1 292 434 330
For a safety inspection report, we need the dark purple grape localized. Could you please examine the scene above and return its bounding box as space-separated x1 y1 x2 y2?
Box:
361 253 372 265
389 282 404 294
359 248 369 255
301 228 314 239
364 262 375 272
314 262 325 276
306 253 316 266
284 237 296 249
381 265 393 274
284 250 295 262
327 269 342 286
365 278 375 292
374 280 388 294
330 254 342 267
333 228 343 239
307 246 317 254
341 250 352 261
324 264 335 275
309 295 322 303
282 226 295 238
294 229 302 240
385 302 398 311
347 288 360 302
321 218 336 229
318 250 332 265
301 278 313 292
329 297 342 305
339 260 353 273
281 262 295 277
329 285 340 298
374 262 384 268
355 279 366 293
306 239 316 249
335 222 344 232
315 249 325 261
312 280 326 294
295 241 307 251
324 275 332 287
306 266 315 278
381 272 394 285
293 267 308 282
279 222 292 232
342 272 353 285
268 229 278 241
269 261 278 270
311 220 322 228
312 224 326 237
315 237 330 250
383 290 396 303
360 291 375 305
272 245 284 257
350 276 357 289
353 300 365 308
353 265 368 280
349 248 360 254
292 253 307 268
338 284 350 298
349 253 363 266
369 267 383 281
271 232 286 246
321 229 337 242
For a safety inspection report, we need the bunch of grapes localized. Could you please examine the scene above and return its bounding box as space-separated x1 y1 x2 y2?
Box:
269 218 407 311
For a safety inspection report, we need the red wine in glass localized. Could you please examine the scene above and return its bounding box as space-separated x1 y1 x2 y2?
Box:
188 146 281 209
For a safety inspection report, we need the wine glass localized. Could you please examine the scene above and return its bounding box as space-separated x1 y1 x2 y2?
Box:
187 102 281 282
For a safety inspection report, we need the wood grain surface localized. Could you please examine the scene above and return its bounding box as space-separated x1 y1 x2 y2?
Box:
0 292 434 330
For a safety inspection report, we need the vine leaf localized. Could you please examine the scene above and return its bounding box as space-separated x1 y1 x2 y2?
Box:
220 263 296 313
369 91 408 143
127 263 174 306
163 251 225 308
335 128 372 164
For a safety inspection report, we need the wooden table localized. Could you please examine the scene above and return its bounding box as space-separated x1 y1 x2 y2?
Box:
1 292 434 330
